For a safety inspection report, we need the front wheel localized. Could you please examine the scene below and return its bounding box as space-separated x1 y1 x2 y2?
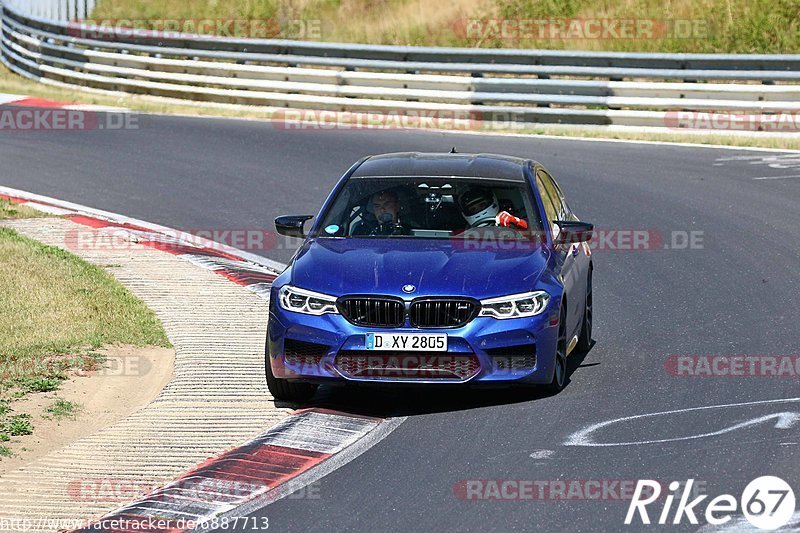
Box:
545 307 568 393
265 354 318 403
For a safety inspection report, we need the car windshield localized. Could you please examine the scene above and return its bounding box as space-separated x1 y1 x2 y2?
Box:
314 177 542 239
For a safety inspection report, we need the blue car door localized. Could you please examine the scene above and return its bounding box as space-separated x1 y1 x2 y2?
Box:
536 169 584 341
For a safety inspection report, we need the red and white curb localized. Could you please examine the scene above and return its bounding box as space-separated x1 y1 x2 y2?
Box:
0 92 128 112
0 186 283 299
73 409 398 532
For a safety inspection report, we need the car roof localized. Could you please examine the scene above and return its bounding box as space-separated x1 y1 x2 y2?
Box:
350 152 536 183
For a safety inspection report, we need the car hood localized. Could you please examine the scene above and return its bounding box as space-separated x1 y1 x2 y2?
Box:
289 238 550 300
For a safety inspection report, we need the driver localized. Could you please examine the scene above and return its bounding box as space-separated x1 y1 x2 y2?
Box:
352 190 409 236
371 190 400 226
458 187 528 229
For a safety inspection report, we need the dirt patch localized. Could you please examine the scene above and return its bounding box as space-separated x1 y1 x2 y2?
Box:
0 344 174 474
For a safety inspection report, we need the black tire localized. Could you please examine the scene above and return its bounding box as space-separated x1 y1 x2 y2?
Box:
545 307 568 393
577 268 593 353
265 353 318 403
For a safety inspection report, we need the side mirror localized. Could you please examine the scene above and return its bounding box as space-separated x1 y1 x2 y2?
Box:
554 220 593 244
275 215 313 238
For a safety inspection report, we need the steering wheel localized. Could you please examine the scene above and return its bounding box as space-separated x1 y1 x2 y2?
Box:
346 203 372 236
472 217 497 228
370 221 406 236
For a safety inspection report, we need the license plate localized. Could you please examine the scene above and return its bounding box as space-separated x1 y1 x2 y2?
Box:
365 333 448 352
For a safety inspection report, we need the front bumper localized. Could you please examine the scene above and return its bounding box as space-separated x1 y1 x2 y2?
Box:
267 301 560 385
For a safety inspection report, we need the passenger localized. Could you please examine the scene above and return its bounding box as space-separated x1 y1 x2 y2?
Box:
458 187 528 229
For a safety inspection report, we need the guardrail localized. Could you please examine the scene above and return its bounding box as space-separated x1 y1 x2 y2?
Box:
2 2 800 130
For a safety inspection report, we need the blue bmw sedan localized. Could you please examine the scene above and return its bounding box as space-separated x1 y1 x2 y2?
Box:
266 152 593 401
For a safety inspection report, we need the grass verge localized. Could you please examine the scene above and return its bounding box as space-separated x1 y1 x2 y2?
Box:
45 399 82 420
0 199 51 220
0 226 169 384
0 224 169 457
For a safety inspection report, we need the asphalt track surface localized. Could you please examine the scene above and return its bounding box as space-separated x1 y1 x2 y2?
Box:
2 111 800 531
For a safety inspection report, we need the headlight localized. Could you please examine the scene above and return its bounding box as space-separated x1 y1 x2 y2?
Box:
278 285 339 315
479 291 550 319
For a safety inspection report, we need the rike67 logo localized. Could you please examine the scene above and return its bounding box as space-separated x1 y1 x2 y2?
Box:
626 477 796 530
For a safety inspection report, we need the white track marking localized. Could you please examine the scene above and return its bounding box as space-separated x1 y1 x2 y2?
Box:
63 104 130 112
715 154 800 169
20 201 75 215
753 174 800 180
251 411 380 454
696 510 800 532
529 450 555 460
0 93 26 105
565 397 800 447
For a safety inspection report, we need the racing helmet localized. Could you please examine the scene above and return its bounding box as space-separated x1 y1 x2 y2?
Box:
458 187 499 226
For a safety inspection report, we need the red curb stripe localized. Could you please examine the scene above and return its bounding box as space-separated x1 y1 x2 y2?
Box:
69 215 246 261
218 269 277 286
68 214 115 228
64 213 277 286
141 240 246 263
181 444 328 481
188 447 329 485
69 214 152 234
0 193 25 204
73 410 381 532
11 97 71 108
8 192 279 297
11 200 277 289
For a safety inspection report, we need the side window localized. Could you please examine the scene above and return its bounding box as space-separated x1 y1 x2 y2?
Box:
536 170 566 221
535 172 559 226
550 176 575 221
